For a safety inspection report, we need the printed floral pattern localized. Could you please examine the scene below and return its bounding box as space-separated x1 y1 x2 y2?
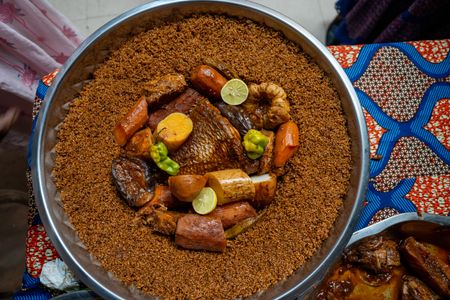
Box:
424 98 450 150
0 0 83 102
0 1 24 24
363 108 386 156
328 45 363 68
407 40 450 63
406 175 449 215
25 224 59 278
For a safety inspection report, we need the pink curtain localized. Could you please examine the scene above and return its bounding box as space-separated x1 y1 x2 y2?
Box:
0 0 84 112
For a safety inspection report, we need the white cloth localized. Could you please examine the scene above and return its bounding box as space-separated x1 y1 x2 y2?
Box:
40 258 79 290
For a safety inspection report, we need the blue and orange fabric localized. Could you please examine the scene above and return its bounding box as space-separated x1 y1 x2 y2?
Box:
14 40 450 299
329 39 450 229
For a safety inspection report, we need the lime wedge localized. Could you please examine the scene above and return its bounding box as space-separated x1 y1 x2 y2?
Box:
192 187 217 215
220 79 249 105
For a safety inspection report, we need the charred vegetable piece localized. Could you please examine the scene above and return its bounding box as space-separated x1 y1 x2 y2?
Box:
224 216 258 239
143 73 187 107
149 185 176 208
316 280 354 300
113 96 148 146
258 130 275 174
168 175 207 202
243 129 269 160
175 214 226 252
111 156 154 207
150 142 180 175
402 275 437 300
144 208 185 235
215 102 254 136
191 65 227 100
400 237 450 297
204 58 239 79
274 121 300 167
138 185 181 215
156 112 193 152
207 201 256 229
250 173 277 209
148 88 203 131
125 127 154 159
206 169 255 205
344 236 401 273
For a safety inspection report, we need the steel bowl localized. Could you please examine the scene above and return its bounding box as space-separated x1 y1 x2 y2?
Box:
309 213 450 298
32 0 370 299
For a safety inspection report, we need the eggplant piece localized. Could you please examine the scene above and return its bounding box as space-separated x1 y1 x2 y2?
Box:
400 237 450 297
143 73 187 108
111 156 154 207
144 209 185 235
344 236 401 273
148 88 203 131
206 201 257 229
204 58 239 80
175 214 226 252
316 280 353 300
402 275 437 300
215 102 255 136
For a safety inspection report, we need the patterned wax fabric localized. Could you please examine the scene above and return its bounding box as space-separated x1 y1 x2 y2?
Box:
15 40 450 299
329 0 450 45
329 39 450 229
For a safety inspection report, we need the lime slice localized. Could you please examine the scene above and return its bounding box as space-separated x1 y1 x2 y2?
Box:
220 79 249 105
192 187 217 215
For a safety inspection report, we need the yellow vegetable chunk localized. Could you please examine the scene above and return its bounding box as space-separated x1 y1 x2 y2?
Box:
156 112 193 152
205 169 255 205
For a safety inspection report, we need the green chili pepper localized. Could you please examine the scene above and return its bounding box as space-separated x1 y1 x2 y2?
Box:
150 142 180 175
156 158 180 176
150 142 168 162
242 129 269 160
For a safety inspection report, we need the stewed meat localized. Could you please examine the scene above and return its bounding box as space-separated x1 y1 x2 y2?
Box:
400 237 450 297
344 236 401 273
401 275 436 300
143 73 187 108
316 280 353 300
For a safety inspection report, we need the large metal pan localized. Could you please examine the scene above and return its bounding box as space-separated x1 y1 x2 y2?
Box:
32 1 369 299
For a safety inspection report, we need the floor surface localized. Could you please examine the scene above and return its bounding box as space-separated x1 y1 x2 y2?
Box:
49 0 337 43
